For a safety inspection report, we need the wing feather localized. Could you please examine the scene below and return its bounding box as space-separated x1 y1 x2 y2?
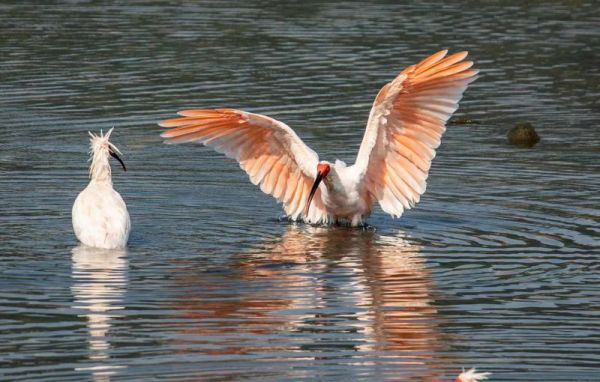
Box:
160 109 330 223
354 50 477 218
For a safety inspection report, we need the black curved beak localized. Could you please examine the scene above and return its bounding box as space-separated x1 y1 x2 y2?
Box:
304 172 324 216
109 149 126 171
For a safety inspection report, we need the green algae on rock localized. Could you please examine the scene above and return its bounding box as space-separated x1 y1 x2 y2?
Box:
508 122 540 147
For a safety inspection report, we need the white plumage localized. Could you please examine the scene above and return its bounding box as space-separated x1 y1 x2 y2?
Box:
159 50 477 226
72 128 130 249
456 367 491 382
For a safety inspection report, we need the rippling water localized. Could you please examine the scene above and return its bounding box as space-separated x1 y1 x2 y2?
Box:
1 1 599 381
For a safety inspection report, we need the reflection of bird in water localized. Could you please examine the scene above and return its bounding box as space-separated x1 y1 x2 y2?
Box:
172 225 445 380
71 245 128 382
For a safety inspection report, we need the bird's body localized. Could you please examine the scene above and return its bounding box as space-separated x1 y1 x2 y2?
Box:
72 129 130 249
160 50 477 226
311 160 371 226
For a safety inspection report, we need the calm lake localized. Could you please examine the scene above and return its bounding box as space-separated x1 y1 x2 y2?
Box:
1 1 599 381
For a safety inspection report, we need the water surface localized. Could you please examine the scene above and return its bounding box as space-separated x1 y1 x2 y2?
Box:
1 1 599 381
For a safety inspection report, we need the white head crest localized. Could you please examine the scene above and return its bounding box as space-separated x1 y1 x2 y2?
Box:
87 127 125 181
88 127 122 157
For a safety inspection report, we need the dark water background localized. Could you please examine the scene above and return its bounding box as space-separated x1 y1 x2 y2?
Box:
1 1 599 381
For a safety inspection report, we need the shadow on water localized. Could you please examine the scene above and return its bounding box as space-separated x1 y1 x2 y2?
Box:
70 245 128 382
170 225 450 381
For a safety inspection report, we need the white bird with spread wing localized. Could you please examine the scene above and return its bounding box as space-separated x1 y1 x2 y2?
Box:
72 128 130 249
160 50 477 226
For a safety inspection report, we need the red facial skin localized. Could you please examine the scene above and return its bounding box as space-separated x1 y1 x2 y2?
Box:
305 163 331 216
317 163 330 177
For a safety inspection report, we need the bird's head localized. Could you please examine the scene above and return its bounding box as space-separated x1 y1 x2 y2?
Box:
88 128 126 173
88 128 126 183
305 161 331 216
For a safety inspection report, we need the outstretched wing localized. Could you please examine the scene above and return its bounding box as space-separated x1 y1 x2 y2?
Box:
354 50 478 217
159 109 330 223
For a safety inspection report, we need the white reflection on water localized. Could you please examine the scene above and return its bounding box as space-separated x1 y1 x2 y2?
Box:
173 226 444 380
71 245 128 382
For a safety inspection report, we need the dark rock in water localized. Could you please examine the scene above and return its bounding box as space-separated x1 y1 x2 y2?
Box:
449 117 481 125
508 122 540 147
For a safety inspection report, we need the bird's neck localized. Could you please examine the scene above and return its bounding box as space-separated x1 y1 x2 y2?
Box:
323 166 343 193
89 152 112 184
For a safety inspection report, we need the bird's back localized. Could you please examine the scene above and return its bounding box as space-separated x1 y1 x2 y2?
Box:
72 182 130 249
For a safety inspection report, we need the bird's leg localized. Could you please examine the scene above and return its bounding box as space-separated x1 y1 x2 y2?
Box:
351 215 363 227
